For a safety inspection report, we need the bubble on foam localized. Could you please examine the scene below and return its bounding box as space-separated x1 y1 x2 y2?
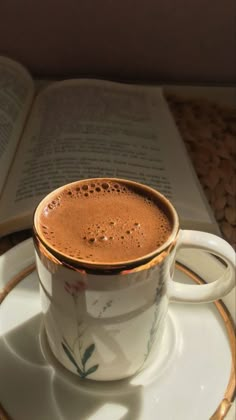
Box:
67 181 130 199
99 235 108 241
101 182 109 190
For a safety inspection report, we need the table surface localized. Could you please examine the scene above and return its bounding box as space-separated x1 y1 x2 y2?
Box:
0 91 235 256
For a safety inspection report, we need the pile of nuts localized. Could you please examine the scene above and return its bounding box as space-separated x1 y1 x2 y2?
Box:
166 94 236 249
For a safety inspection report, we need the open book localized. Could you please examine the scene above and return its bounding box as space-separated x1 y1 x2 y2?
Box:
0 55 219 237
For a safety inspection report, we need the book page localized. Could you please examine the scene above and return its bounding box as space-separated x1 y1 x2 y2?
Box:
0 79 216 235
0 56 34 194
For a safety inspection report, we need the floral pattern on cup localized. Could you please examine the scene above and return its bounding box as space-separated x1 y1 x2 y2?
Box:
144 277 166 363
62 339 99 379
64 279 87 299
62 279 99 378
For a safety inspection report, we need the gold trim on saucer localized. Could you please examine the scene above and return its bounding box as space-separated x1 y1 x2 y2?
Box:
176 263 236 420
0 264 35 304
0 262 235 420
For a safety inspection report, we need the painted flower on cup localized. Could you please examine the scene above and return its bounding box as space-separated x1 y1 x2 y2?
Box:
62 278 99 378
64 280 87 298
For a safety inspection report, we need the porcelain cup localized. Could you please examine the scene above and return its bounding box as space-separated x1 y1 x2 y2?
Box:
33 179 236 381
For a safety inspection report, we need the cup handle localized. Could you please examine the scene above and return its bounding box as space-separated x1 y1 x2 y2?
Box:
168 229 236 303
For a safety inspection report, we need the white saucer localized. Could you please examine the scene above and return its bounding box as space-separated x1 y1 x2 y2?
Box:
0 239 235 420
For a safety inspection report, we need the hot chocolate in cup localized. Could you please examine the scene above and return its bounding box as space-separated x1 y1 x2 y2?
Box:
33 178 235 381
34 178 178 269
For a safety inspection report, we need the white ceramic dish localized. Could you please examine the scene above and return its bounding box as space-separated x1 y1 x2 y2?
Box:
0 239 235 420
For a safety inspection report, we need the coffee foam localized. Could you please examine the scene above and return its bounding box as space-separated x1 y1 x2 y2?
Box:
37 180 173 265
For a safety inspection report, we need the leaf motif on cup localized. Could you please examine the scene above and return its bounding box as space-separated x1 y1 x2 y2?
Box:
83 364 99 378
62 342 77 368
82 343 95 367
61 340 99 379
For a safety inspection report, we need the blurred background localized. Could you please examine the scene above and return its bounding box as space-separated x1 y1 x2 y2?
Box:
0 0 235 83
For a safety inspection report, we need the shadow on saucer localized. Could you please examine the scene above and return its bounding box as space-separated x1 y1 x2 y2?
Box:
0 314 143 420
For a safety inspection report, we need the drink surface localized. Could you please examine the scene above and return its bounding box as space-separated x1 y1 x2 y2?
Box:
37 179 173 265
